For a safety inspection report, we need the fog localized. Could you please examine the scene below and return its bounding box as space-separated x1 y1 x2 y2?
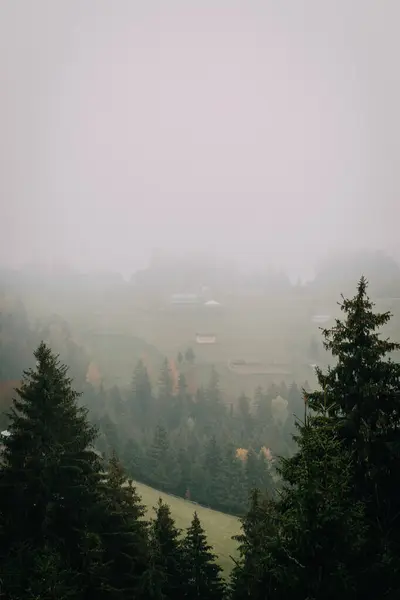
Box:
1 0 400 278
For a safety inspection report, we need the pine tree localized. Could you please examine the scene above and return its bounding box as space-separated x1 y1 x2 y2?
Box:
148 499 184 599
99 453 149 599
237 394 254 441
182 512 225 600
185 347 196 364
244 448 263 495
203 435 226 508
158 358 173 401
307 276 400 596
167 373 190 430
24 545 78 600
0 342 106 598
231 414 367 600
122 437 144 480
222 443 247 515
271 416 366 600
146 425 171 490
131 359 153 423
99 413 121 457
230 489 274 600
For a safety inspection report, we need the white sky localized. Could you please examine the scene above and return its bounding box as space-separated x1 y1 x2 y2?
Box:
1 0 399 276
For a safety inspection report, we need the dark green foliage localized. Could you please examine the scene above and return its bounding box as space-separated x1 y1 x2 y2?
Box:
122 437 144 480
6 275 400 598
148 499 184 599
131 359 153 421
307 276 400 597
24 545 79 600
232 277 400 599
230 489 274 600
146 425 172 491
99 453 149 599
182 512 225 600
245 448 264 493
202 435 227 509
0 342 105 598
99 413 121 457
232 416 366 600
0 336 231 598
271 417 366 600
221 443 247 515
106 359 296 515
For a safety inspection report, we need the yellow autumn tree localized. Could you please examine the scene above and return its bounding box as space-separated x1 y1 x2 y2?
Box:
236 448 248 463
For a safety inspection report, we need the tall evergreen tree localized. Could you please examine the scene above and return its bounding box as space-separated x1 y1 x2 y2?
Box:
99 453 149 599
271 417 365 600
244 448 262 495
222 443 247 515
158 358 173 401
0 342 106 598
122 437 144 481
307 276 400 597
131 359 153 423
182 512 225 600
203 435 225 509
231 413 367 600
146 425 171 490
148 499 184 599
230 489 274 600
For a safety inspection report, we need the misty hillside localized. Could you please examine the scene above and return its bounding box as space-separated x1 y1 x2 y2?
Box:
1 0 400 596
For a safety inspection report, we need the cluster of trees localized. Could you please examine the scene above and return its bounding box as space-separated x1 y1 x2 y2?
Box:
230 277 400 599
2 275 400 597
90 361 308 515
0 343 225 599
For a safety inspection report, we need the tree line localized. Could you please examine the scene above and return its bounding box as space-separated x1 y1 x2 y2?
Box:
0 342 225 599
1 276 400 598
89 362 308 515
231 277 400 599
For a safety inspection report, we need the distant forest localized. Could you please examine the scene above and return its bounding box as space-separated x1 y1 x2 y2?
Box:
1 275 400 598
0 293 306 515
1 250 400 515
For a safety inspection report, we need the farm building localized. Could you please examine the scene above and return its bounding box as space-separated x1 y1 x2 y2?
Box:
196 333 217 344
204 299 221 307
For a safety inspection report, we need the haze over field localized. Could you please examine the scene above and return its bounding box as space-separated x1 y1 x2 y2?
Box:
1 0 400 278
2 3 400 598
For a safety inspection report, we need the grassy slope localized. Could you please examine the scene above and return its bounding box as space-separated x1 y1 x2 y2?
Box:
133 479 241 576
